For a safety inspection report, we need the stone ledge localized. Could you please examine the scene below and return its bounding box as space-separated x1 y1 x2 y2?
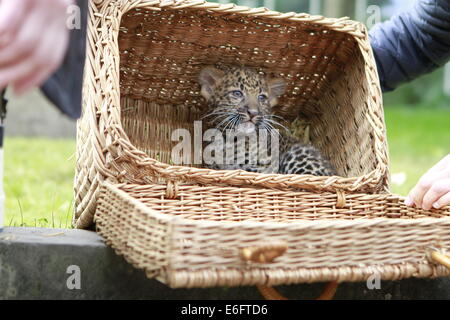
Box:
0 227 449 300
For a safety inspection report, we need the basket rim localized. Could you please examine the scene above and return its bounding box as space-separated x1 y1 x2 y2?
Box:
163 261 450 288
99 182 450 226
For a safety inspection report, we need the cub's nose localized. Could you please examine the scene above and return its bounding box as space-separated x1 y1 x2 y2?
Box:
247 109 259 117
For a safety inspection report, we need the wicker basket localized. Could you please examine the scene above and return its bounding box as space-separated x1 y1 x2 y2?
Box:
74 0 450 288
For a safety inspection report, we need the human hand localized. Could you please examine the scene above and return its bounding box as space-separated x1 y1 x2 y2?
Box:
405 155 450 210
0 0 73 95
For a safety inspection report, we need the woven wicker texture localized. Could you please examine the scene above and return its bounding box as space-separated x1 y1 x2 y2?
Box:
74 0 389 229
96 182 450 288
74 0 450 288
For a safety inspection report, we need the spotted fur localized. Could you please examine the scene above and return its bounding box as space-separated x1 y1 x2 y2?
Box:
198 65 336 176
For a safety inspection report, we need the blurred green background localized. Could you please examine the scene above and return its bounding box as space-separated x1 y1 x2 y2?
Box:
4 0 449 228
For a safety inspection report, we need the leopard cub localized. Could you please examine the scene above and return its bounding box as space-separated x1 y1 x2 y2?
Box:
198 65 336 176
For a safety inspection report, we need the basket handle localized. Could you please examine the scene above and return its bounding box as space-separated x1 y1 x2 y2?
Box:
240 242 287 263
430 251 450 270
240 247 449 300
256 282 339 300
239 242 337 300
255 250 449 300
253 250 449 300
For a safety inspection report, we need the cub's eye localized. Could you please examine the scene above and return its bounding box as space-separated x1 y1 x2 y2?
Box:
258 94 268 102
230 90 243 98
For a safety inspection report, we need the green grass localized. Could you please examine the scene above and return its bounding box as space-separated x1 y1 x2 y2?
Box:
2 106 449 228
385 106 450 196
4 137 76 228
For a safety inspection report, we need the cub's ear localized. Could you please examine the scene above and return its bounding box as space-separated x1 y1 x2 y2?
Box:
199 66 224 101
268 78 286 106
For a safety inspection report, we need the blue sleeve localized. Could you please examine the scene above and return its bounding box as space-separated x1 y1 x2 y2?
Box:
369 0 450 92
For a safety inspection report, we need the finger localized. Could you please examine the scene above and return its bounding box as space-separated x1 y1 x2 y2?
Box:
0 1 47 69
407 171 441 208
12 63 49 95
433 192 450 210
421 178 450 210
404 196 414 206
0 57 37 91
12 25 67 94
0 0 29 32
0 0 30 46
405 157 450 208
428 155 450 174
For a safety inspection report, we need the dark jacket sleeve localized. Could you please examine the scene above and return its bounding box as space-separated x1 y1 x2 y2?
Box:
40 0 88 119
369 0 450 92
